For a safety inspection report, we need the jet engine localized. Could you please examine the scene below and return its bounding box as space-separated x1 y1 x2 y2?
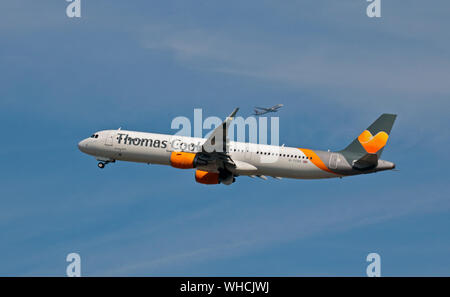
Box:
195 170 220 185
170 151 210 169
195 169 236 185
170 152 196 169
218 172 235 185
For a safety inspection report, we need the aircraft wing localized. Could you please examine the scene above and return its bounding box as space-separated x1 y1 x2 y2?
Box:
255 107 270 111
193 108 240 175
254 109 267 115
202 107 239 154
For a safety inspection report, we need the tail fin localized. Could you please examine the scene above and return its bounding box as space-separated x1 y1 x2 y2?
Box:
341 113 397 159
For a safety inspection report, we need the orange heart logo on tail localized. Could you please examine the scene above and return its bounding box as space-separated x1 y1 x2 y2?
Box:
358 130 389 154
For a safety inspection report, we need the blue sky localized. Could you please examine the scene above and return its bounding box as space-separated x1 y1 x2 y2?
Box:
0 0 449 276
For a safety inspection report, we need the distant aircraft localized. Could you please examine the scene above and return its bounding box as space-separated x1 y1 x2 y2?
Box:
253 104 284 116
78 108 397 185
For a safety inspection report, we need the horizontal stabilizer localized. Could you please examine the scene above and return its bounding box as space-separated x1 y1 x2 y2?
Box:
352 153 378 170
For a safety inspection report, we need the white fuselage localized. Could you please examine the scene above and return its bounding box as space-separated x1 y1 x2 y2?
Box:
78 129 340 179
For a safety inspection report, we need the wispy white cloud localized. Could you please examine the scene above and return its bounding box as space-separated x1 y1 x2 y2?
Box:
140 12 450 98
84 181 450 275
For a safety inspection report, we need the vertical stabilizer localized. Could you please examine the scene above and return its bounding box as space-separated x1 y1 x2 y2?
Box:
341 114 397 159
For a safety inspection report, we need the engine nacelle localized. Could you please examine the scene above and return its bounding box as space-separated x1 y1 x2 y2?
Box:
170 152 196 169
219 174 235 185
195 170 219 185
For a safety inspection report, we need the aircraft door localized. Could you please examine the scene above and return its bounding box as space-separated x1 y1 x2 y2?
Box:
105 132 114 146
329 153 338 169
244 143 252 162
289 152 299 170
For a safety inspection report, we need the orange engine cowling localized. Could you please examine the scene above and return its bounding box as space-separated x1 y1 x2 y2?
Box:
170 152 196 169
195 170 219 185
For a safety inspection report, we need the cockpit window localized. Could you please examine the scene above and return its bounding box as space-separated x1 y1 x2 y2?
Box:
90 134 99 138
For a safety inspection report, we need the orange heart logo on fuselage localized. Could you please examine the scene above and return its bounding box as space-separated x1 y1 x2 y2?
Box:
358 130 389 154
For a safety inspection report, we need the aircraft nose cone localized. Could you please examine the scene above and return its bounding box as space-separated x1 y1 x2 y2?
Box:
78 139 88 153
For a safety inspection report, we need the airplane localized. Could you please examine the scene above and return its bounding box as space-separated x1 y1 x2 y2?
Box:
253 104 283 115
78 108 397 185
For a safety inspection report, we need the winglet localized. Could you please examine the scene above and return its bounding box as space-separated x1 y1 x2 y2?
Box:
228 108 239 119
